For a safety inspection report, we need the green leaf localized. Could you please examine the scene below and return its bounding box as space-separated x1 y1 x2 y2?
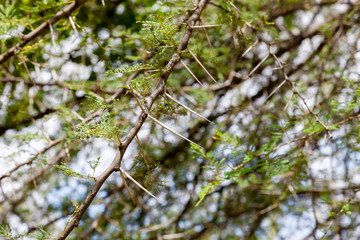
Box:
0 224 13 238
108 63 156 74
55 162 95 181
243 153 252 163
195 180 221 207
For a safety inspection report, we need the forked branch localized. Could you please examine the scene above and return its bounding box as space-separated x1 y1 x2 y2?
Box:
0 0 89 65
57 0 209 238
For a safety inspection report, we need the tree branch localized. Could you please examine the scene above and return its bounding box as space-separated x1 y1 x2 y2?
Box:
0 0 89 65
57 0 210 238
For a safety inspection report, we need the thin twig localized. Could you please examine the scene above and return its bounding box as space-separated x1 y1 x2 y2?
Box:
266 79 286 100
68 16 78 35
180 58 203 86
269 46 332 139
119 169 137 205
191 24 222 28
49 23 57 48
135 134 151 173
148 114 203 149
241 39 259 58
22 61 38 88
129 86 146 113
187 47 217 83
245 53 269 79
199 19 215 56
120 168 158 201
165 92 215 124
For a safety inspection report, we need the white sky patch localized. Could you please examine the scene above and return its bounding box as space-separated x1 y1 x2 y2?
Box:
163 125 181 144
330 179 347 189
93 60 105 74
73 139 117 176
312 34 324 49
8 214 28 235
310 156 332 179
75 90 85 97
239 78 261 97
186 182 194 191
121 139 138 170
277 206 315 239
274 143 291 156
339 53 350 69
262 65 273 77
241 113 253 126
60 35 82 53
98 28 110 40
330 3 349 13
0 83 11 123
294 38 313 65
297 10 314 29
116 4 125 15
319 144 332 156
88 204 106 218
48 56 66 70
0 125 48 173
59 61 92 81
136 122 151 141
228 124 241 135
256 42 269 59
42 115 61 137
38 69 52 84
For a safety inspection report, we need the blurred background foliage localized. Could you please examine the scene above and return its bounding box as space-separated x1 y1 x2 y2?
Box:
1 0 360 239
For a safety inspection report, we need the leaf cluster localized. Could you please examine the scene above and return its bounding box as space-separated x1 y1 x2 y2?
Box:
0 224 54 240
132 148 166 191
55 162 95 181
72 111 124 146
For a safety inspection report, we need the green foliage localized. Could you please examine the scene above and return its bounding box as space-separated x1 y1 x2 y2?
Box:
191 143 225 172
191 143 226 206
0 225 54 240
194 124 310 206
56 105 77 123
341 203 352 216
3 97 29 126
132 153 166 191
81 96 133 113
73 111 124 146
87 156 101 176
55 162 95 181
12 132 44 143
0 0 20 38
0 224 14 240
136 9 188 68
139 15 179 50
325 199 353 218
213 129 243 147
151 96 183 119
27 226 54 240
128 73 158 97
19 1 68 14
195 179 221 207
187 88 213 105
108 63 156 74
2 0 360 239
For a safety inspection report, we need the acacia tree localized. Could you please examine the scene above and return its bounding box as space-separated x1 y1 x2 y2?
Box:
1 0 360 239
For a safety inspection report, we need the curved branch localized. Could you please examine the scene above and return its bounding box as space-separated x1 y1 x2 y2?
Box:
0 108 56 136
58 0 210 239
0 138 62 181
0 0 89 65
